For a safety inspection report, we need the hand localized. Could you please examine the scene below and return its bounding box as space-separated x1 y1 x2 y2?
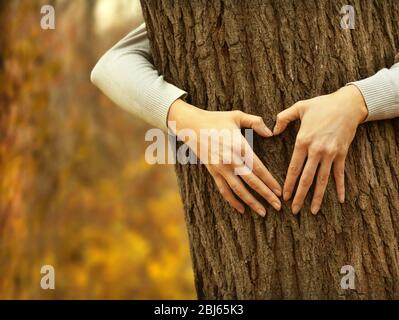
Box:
273 85 368 215
168 99 282 217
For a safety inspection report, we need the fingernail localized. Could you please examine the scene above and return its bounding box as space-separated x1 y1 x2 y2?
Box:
292 204 301 215
273 188 282 197
238 207 245 214
283 192 291 201
339 194 345 203
272 201 281 211
311 204 320 215
273 126 279 135
264 126 273 137
257 207 266 217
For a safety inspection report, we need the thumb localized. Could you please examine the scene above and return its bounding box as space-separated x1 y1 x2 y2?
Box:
238 112 273 138
273 103 301 135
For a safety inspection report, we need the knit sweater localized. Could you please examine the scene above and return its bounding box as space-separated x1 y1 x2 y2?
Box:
91 23 399 130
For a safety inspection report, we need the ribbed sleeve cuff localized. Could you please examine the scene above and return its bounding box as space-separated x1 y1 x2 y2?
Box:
349 68 399 122
144 81 187 130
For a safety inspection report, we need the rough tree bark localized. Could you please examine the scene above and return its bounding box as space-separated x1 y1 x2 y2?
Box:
141 0 399 299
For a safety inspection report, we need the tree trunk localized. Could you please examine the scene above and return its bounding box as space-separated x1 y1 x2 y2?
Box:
141 0 399 299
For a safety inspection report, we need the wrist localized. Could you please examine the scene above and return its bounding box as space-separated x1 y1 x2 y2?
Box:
167 99 205 134
339 85 368 124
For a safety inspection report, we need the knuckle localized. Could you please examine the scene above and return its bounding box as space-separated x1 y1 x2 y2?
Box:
309 143 323 156
276 113 284 123
295 136 310 148
247 200 257 208
264 192 275 202
318 174 329 185
324 146 338 157
289 164 300 175
295 100 305 108
251 163 261 173
301 176 313 188
335 169 345 178
294 100 307 111
250 183 260 193
337 148 348 157
246 177 257 187
231 184 242 196
254 116 263 125
219 187 229 198
233 110 243 118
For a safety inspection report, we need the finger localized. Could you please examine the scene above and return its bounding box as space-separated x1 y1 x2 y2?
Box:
310 157 333 215
283 143 307 201
273 103 301 135
240 172 281 211
333 152 347 203
291 154 320 215
213 174 245 213
223 172 267 217
237 112 273 138
240 139 282 196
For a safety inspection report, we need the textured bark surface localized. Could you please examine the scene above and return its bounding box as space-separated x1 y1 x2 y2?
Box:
141 0 399 299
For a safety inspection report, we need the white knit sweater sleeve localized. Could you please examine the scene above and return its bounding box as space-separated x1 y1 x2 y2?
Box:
91 23 187 130
351 62 399 121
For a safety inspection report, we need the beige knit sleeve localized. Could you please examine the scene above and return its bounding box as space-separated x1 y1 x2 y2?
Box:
350 62 399 122
91 23 187 130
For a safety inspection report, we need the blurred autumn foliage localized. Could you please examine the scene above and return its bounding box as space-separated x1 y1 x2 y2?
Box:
0 0 194 299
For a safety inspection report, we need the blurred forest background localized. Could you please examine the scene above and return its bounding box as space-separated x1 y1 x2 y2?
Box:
0 0 195 299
